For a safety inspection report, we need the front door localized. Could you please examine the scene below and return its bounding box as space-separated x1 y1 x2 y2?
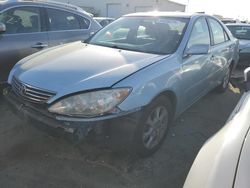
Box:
181 17 212 107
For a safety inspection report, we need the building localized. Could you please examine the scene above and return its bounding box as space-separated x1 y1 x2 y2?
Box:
54 0 186 18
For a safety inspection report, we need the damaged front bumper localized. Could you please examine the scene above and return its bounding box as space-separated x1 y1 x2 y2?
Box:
3 87 142 142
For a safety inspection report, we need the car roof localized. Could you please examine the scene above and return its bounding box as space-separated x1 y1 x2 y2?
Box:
124 11 204 18
0 0 92 17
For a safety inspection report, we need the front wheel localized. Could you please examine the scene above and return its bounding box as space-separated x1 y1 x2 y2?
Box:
133 96 173 157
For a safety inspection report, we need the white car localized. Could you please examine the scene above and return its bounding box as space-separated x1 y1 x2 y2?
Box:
184 67 250 188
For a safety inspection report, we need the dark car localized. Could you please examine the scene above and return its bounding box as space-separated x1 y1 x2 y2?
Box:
0 0 101 89
226 24 250 66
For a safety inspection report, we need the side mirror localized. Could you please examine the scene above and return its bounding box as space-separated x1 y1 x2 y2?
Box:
244 67 250 91
0 22 6 33
184 44 209 57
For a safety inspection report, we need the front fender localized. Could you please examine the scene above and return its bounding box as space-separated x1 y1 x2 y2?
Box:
114 55 183 117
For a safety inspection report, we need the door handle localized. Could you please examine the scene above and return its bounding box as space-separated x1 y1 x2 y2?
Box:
31 42 48 49
221 48 229 53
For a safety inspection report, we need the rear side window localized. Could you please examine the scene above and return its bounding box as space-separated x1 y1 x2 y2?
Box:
47 8 81 31
0 7 41 34
208 18 227 45
78 15 90 29
187 17 210 49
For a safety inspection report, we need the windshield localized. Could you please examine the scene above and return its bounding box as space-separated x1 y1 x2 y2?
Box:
89 16 189 55
227 25 250 40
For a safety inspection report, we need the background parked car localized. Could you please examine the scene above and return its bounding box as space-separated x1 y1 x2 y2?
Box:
184 68 250 188
93 17 115 27
4 12 239 157
221 18 237 24
227 23 250 66
0 0 101 89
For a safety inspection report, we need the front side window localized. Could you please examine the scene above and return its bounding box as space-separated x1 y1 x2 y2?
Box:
47 8 81 31
208 18 226 45
89 16 189 55
187 17 210 49
0 7 41 34
227 25 250 40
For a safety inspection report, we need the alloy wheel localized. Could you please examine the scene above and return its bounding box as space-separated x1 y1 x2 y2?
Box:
142 106 169 149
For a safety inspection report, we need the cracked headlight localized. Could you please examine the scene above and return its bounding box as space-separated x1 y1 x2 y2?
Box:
48 88 131 117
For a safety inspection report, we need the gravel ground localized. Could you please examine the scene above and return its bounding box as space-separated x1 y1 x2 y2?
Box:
0 74 243 188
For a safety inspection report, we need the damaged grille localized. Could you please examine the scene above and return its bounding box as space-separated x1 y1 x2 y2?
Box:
11 77 56 103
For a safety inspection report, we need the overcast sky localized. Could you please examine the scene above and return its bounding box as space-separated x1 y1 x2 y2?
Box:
172 0 250 20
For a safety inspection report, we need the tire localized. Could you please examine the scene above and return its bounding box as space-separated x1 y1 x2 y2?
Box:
133 96 173 157
216 65 231 93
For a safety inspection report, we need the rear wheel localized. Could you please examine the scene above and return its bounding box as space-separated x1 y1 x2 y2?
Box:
133 96 173 157
216 66 231 93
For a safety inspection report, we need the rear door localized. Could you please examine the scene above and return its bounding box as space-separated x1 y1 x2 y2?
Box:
45 8 91 46
207 17 233 88
0 6 48 83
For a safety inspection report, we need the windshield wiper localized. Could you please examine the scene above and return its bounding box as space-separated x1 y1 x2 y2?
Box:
108 45 128 50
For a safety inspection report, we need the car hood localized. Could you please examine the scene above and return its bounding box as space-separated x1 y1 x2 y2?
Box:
10 41 167 101
239 39 250 50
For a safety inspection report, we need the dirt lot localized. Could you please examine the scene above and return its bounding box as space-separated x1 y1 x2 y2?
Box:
0 74 243 188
